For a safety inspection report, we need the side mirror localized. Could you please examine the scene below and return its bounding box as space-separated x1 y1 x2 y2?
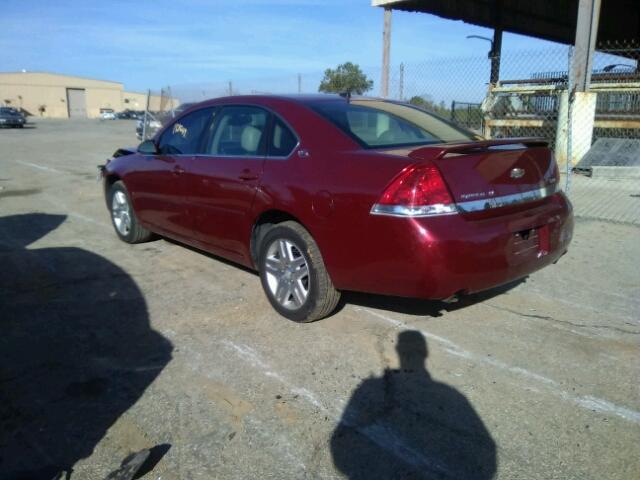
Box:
138 139 158 155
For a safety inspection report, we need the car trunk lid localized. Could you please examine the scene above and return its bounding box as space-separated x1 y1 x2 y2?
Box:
405 138 558 208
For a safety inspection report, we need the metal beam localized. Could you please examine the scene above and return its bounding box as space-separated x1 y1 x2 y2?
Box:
381 8 392 98
490 28 502 84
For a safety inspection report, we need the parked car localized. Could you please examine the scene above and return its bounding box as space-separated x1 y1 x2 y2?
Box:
116 109 139 120
0 107 26 128
101 94 573 322
100 108 116 120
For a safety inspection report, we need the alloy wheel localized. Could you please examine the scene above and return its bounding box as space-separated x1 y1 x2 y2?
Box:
263 238 310 310
111 191 132 236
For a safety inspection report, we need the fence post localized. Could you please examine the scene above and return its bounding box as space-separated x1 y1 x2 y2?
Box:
399 63 404 101
167 86 175 118
451 101 456 123
297 74 302 94
142 89 150 140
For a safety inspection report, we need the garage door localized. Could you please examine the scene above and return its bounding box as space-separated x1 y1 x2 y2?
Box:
66 88 87 118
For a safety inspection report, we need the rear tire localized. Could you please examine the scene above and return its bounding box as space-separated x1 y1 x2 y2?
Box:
258 221 340 322
108 181 153 243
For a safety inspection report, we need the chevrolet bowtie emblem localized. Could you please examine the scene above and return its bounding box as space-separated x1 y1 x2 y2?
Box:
510 167 525 179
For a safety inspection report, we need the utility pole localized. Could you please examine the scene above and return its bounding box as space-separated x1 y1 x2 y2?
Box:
380 7 392 98
297 74 302 94
399 63 404 101
228 81 233 96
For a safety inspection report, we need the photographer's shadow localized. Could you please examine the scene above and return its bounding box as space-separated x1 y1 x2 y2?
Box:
331 331 496 480
0 214 173 479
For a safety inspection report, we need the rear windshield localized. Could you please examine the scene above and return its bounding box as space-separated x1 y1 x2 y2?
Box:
311 99 477 148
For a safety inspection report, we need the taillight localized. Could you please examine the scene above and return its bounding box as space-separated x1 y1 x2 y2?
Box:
545 154 560 192
371 162 457 217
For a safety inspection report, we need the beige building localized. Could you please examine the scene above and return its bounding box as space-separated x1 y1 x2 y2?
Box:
0 71 169 119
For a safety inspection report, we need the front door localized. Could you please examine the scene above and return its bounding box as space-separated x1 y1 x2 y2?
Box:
130 107 216 239
186 105 269 256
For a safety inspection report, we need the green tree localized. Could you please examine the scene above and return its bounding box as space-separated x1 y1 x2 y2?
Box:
409 95 449 117
318 62 373 95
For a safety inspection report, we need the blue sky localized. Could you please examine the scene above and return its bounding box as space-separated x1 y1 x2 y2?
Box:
1 0 562 96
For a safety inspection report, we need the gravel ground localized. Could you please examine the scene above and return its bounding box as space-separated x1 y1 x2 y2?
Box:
1 119 638 480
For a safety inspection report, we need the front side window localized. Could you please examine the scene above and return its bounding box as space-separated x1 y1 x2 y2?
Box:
158 107 215 155
311 100 474 148
268 118 298 157
206 106 268 156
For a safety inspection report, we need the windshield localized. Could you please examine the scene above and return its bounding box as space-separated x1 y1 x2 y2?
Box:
310 99 477 148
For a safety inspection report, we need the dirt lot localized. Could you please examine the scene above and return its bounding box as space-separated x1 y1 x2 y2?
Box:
1 119 639 479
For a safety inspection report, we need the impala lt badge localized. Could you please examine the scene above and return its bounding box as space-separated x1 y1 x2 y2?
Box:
510 167 525 179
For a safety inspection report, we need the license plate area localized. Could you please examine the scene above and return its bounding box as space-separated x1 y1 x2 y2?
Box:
511 224 550 259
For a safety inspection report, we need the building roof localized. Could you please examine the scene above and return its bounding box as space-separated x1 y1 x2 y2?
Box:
0 71 123 88
372 0 640 46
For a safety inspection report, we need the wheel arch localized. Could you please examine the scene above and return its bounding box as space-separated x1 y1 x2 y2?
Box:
249 209 311 268
103 173 122 207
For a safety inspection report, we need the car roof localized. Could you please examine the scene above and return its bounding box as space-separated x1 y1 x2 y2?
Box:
181 94 395 111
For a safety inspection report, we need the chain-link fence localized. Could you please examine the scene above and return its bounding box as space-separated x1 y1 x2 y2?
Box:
140 39 640 181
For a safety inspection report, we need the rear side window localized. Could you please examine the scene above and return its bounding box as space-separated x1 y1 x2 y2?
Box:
269 118 297 157
158 107 215 155
206 106 268 156
311 100 474 148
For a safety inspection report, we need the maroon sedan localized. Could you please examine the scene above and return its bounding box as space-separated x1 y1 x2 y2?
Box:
101 95 573 322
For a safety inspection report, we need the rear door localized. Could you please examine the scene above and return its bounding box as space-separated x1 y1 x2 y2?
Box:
185 105 269 255
130 107 215 238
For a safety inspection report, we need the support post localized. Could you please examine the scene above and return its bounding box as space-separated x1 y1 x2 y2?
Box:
556 0 601 170
380 8 392 98
297 74 302 94
571 0 602 92
555 90 598 168
490 29 502 85
228 81 233 96
398 63 404 101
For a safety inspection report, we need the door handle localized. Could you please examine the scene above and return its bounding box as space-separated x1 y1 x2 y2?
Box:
238 170 259 181
172 165 185 176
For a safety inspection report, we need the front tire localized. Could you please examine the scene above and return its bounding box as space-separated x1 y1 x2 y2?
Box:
108 181 153 243
258 221 340 322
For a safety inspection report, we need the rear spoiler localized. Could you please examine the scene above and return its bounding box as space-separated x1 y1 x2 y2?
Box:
409 138 549 160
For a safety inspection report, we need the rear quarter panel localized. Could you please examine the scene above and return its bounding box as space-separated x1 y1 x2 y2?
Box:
251 99 415 287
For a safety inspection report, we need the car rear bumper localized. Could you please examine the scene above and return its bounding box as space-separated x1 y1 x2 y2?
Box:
333 192 573 300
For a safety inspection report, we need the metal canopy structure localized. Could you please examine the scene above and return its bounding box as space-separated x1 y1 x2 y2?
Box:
371 0 639 46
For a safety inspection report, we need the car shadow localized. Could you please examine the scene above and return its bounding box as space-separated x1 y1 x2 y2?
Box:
0 213 173 479
163 235 524 319
161 236 258 275
338 278 526 318
331 330 497 479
